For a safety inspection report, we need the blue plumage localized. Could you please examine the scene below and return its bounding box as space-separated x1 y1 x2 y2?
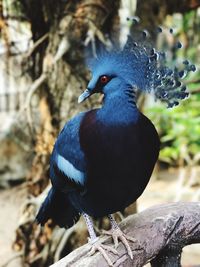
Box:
36 27 195 262
50 113 87 192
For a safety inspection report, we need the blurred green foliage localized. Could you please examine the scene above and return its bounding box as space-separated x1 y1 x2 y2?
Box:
147 90 200 166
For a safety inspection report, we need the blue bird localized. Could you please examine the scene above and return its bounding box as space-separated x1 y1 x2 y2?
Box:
36 28 195 265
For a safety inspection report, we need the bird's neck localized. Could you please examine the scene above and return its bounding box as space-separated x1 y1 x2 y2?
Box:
97 85 139 125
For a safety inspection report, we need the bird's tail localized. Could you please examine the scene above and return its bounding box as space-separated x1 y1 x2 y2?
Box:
36 187 80 228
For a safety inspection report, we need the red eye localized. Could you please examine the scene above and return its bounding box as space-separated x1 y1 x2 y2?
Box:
100 75 109 84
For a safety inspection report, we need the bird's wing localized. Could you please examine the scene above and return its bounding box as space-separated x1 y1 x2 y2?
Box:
50 112 87 191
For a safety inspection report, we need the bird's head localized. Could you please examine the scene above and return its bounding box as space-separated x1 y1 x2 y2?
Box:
79 33 196 108
78 49 148 103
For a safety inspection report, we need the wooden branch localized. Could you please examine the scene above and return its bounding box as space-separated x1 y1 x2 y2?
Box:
22 73 47 133
191 88 200 95
185 78 200 85
50 202 200 267
25 33 49 58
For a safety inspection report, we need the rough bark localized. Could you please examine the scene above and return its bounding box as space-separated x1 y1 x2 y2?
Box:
40 0 120 125
50 202 200 267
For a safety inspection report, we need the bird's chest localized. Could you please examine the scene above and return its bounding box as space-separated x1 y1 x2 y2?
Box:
79 110 159 179
80 118 140 173
78 112 159 216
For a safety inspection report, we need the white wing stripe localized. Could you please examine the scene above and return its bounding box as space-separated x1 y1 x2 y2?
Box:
57 154 85 185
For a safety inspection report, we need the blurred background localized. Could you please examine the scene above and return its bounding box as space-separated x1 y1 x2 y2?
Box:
0 0 200 266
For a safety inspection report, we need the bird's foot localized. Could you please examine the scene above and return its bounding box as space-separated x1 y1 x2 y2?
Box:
87 237 118 266
102 227 136 259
